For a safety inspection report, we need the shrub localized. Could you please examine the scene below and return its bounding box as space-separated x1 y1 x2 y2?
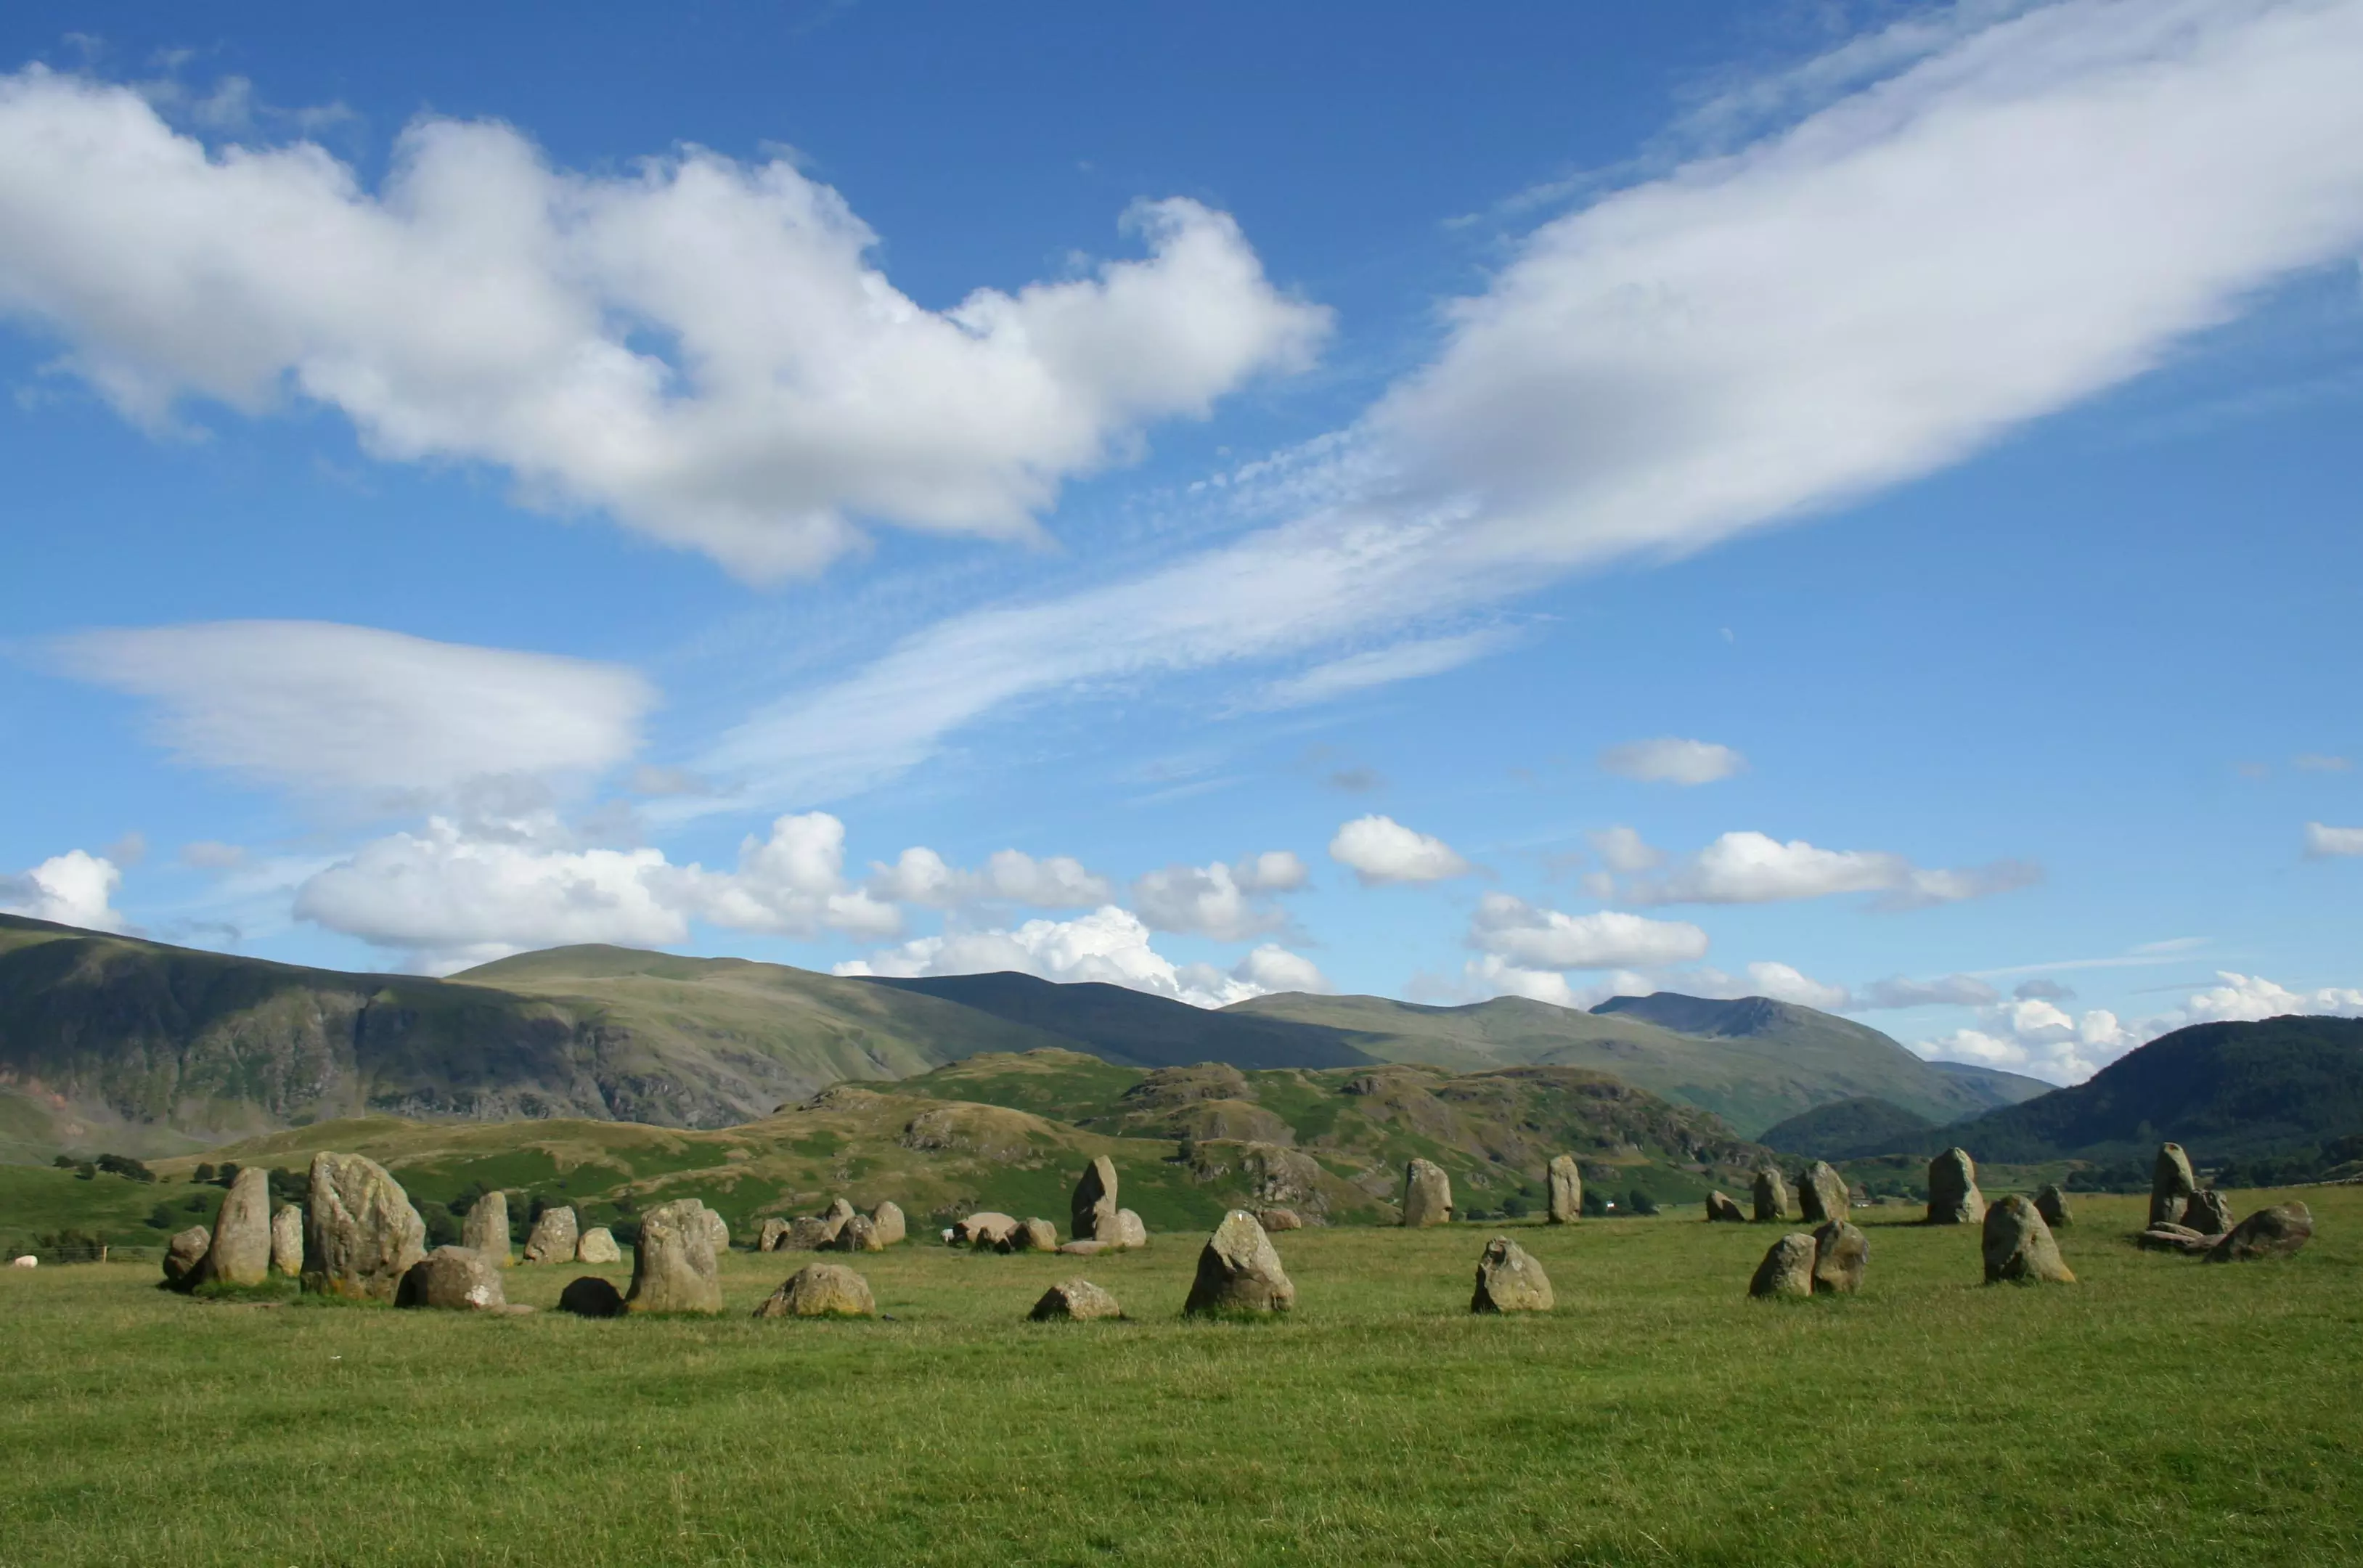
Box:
1626 1188 1660 1217
192 1164 216 1184
1499 1193 1530 1218
73 1163 97 1182
95 1153 156 1183
1580 1189 1609 1218
146 1204 178 1230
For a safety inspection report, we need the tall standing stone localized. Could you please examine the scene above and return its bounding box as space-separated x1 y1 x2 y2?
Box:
2034 1185 2073 1229
270 1204 304 1276
1470 1237 1554 1312
2206 1201 2314 1262
521 1205 578 1264
870 1201 906 1247
1751 1168 1792 1223
2150 1143 2197 1230
1072 1156 1120 1243
1184 1209 1296 1315
197 1166 273 1287
1546 1155 1583 1224
626 1199 723 1315
462 1191 510 1265
1925 1148 1985 1225
1402 1159 1453 1227
1797 1162 1850 1227
1749 1233 1816 1298
1982 1193 2074 1283
1811 1221 1869 1294
302 1152 428 1302
2181 1189 2234 1236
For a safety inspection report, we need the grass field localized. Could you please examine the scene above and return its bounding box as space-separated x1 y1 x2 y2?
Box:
1 1188 2356 1566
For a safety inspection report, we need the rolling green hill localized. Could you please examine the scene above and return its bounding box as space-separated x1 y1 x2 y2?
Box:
1756 1096 1941 1160
859 971 1374 1069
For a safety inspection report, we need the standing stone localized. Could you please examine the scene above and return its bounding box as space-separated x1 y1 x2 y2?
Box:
870 1202 906 1247
780 1216 838 1251
2034 1185 2073 1229
163 1225 212 1288
576 1228 621 1265
462 1191 511 1265
830 1214 883 1253
1029 1278 1124 1321
954 1212 1019 1249
1925 1148 1985 1225
752 1262 876 1318
703 1209 730 1254
1470 1236 1554 1312
2149 1143 2198 1229
1072 1156 1120 1242
396 1246 507 1311
1749 1233 1816 1298
197 1166 274 1287
1811 1221 1869 1294
1546 1155 1583 1225
1983 1193 2074 1283
2181 1189 2234 1236
1007 1217 1059 1253
302 1152 428 1302
558 1275 627 1318
1110 1209 1149 1249
1184 1209 1296 1315
1705 1191 1749 1223
270 1204 304 1276
1797 1162 1850 1227
757 1218 793 1253
1402 1159 1453 1227
1257 1209 1302 1233
2206 1201 2314 1262
521 1205 578 1265
1751 1168 1793 1223
626 1199 722 1315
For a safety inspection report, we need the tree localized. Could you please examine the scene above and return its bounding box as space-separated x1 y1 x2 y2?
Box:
97 1153 155 1183
192 1164 216 1185
73 1162 97 1182
146 1203 179 1230
1580 1189 1609 1218
1500 1193 1530 1218
1625 1188 1659 1217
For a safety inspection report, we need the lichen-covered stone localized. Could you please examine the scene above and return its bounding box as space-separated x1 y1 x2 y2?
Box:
163 1225 211 1288
2149 1143 2197 1230
575 1227 621 1265
1072 1155 1119 1243
1110 1209 1148 1249
198 1167 273 1287
1797 1162 1850 1227
1926 1148 1985 1226
557 1275 626 1318
1546 1154 1582 1225
1402 1159 1453 1227
1470 1237 1554 1312
396 1246 507 1311
461 1191 510 1265
303 1152 427 1302
1184 1209 1295 1315
753 1262 876 1318
270 1204 304 1276
1752 1168 1792 1223
1006 1217 1059 1253
2034 1185 2072 1229
757 1218 793 1252
1705 1191 1749 1223
1811 1221 1869 1294
955 1212 1019 1249
626 1199 722 1315
1983 1193 2074 1283
1030 1278 1124 1321
2181 1189 2234 1236
1750 1233 1816 1298
869 1201 906 1247
830 1214 883 1253
2206 1201 2313 1262
521 1205 578 1264
703 1209 730 1254
1257 1208 1302 1233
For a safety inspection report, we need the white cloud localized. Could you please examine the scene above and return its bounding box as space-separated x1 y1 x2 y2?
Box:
1675 960 1855 1013
2304 822 2363 857
1239 629 1515 711
1856 973 2003 1010
868 846 1111 908
1131 852 1307 941
1598 738 1747 785
1462 955 1591 1009
1620 830 2038 910
0 68 1327 579
1589 825 1665 875
179 840 248 871
835 905 1320 1008
2294 754 2352 772
2181 970 2363 1024
687 0 2363 809
1329 814 1471 886
0 849 128 932
55 621 653 796
1467 891 1710 970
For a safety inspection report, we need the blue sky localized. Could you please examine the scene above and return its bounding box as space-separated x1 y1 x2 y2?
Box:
2 0 2359 1083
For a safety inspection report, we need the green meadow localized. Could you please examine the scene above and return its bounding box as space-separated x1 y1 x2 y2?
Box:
1 1188 2356 1567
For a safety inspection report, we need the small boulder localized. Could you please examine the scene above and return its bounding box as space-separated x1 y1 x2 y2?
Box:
575 1227 621 1265
1704 1191 1749 1223
2206 1201 2313 1263
1184 1209 1296 1315
870 1201 906 1247
1257 1208 1302 1233
1030 1278 1124 1321
303 1152 428 1302
625 1199 723 1315
830 1214 883 1253
461 1191 510 1265
753 1262 876 1318
163 1225 211 1288
1402 1159 1453 1227
2181 1189 2234 1236
1057 1238 1111 1257
521 1205 578 1265
2138 1225 2217 1256
780 1216 839 1251
1110 1209 1148 1249
396 1246 507 1311
1811 1221 1869 1294
1749 1233 1816 1298
2034 1185 2073 1229
557 1275 627 1318
198 1166 274 1287
1072 1155 1120 1243
1006 1217 1059 1253
757 1218 793 1253
1751 1168 1792 1223
2149 1143 2198 1230
1797 1162 1849 1227
1470 1236 1554 1312
954 1212 1019 1249
270 1204 304 1276
1983 1193 2074 1283
1925 1148 1985 1226
1546 1154 1583 1225
703 1209 730 1254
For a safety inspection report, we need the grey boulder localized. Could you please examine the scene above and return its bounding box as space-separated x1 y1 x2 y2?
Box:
1184 1209 1296 1315
1470 1236 1554 1312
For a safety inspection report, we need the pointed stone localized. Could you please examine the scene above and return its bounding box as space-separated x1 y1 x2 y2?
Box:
1470 1236 1554 1312
1797 1162 1849 1226
302 1152 427 1302
1184 1209 1295 1315
757 1218 793 1252
1546 1154 1583 1224
1705 1191 1749 1223
1751 1168 1792 1222
2206 1201 2313 1262
575 1227 621 1264
462 1191 510 1265
626 1199 722 1315
1811 1221 1868 1294
2180 1189 2234 1236
830 1214 883 1253
1072 1155 1120 1243
1983 1193 2073 1283
270 1204 304 1276
1402 1159 1453 1227
1749 1233 1816 1298
1925 1148 1985 1225
2149 1143 2197 1230
2034 1185 2072 1229
703 1209 730 1254
521 1205 578 1264
197 1167 273 1287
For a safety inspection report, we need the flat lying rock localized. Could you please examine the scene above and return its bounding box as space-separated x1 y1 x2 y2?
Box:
1030 1278 1123 1321
1056 1238 1111 1257
303 1152 427 1302
1185 1209 1295 1315
1751 1168 1792 1223
1546 1154 1583 1225
1470 1237 1554 1312
396 1246 506 1311
1797 1162 1850 1227
1926 1148 1985 1226
2207 1201 2313 1263
1257 1208 1302 1233
200 1167 274 1287
1402 1159 1453 1227
627 1199 722 1315
558 1276 626 1318
1811 1221 1869 1294
1704 1191 1748 1223
462 1191 510 1265
1750 1233 1816 1298
2138 1226 2218 1256
270 1204 304 1276
954 1212 1019 1249
1983 1193 2074 1283
2150 1143 2197 1230
2181 1189 2235 1236
521 1206 578 1265
2035 1185 2072 1229
870 1201 906 1247
575 1227 621 1265
163 1225 211 1288
753 1263 876 1318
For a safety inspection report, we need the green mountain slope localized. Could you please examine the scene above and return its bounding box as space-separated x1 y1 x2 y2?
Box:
1757 1097 1940 1160
857 972 1374 1069
1923 1058 2054 1111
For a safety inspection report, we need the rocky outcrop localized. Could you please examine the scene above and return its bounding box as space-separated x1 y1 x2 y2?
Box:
1925 1148 1985 1225
575 1228 621 1265
954 1212 1020 1249
625 1199 722 1315
1184 1209 1296 1315
1749 1233 1816 1298
1705 1191 1748 1223
1983 1193 2074 1283
752 1263 876 1318
1257 1208 1302 1233
461 1191 510 1264
1811 1221 1869 1294
163 1225 211 1288
2149 1143 2197 1230
1546 1155 1582 1225
1797 1162 1849 1227
1072 1156 1120 1243
2181 1189 2234 1236
302 1152 427 1302
2034 1185 2072 1229
521 1205 578 1265
396 1246 507 1310
2206 1201 2313 1262
270 1204 303 1276
558 1275 626 1318
197 1167 273 1287
1470 1237 1554 1312
1402 1159 1453 1227
870 1201 906 1248
1751 1168 1792 1223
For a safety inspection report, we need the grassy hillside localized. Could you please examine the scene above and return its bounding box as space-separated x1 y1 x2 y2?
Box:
861 971 1374 1069
1926 1057 2054 1109
1757 1095 1941 1160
